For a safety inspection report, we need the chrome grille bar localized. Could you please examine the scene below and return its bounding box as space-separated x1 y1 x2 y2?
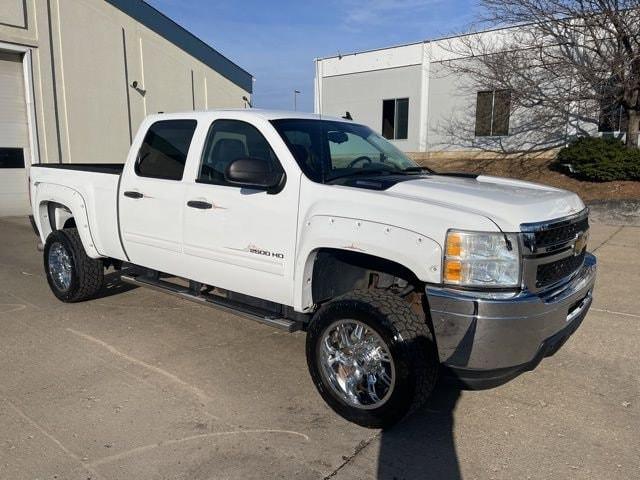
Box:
520 209 590 292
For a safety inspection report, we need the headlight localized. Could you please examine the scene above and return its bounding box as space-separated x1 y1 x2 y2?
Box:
443 230 520 287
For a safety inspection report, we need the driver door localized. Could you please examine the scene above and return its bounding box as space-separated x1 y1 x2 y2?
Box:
182 119 299 305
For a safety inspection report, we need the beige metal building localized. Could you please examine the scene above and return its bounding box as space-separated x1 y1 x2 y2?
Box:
0 0 252 216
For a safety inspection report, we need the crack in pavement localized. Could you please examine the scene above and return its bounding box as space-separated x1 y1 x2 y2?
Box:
323 432 380 479
86 429 310 468
592 225 624 253
1 396 106 480
64 327 311 443
591 308 640 319
66 327 214 405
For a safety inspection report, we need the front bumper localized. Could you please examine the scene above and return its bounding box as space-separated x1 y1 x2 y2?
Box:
426 252 597 389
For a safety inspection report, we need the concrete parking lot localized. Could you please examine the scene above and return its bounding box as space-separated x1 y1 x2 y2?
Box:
0 216 638 480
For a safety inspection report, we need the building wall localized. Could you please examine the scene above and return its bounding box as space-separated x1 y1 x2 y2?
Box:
0 0 250 216
320 65 423 152
0 0 250 166
314 27 589 157
426 60 475 152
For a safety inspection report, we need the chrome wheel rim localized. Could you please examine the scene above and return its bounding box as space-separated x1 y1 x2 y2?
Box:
48 242 72 292
318 319 395 410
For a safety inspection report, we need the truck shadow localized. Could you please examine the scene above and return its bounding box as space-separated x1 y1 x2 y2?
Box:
92 267 139 299
376 384 462 479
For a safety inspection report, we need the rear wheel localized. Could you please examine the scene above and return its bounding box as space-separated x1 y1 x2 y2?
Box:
44 228 104 302
306 290 438 428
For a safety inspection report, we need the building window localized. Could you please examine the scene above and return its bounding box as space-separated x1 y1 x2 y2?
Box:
475 90 511 137
382 98 409 140
0 148 25 169
136 120 197 180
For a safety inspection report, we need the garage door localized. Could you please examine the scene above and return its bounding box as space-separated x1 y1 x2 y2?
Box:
0 51 30 217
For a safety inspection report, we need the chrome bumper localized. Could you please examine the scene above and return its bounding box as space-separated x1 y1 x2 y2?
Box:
426 253 596 387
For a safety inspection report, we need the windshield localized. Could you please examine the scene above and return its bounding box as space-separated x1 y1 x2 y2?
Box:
270 119 426 183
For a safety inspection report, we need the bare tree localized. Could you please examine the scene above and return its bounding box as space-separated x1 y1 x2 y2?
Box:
440 1 640 153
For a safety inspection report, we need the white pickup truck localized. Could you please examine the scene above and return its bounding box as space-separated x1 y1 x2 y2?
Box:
30 110 596 427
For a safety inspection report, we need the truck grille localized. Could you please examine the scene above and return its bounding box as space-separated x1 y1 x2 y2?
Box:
536 250 585 288
521 209 590 292
534 216 589 250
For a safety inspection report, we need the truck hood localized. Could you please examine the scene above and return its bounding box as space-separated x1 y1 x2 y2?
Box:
386 175 585 232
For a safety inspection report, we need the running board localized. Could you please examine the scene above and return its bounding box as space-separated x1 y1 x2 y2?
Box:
120 274 302 332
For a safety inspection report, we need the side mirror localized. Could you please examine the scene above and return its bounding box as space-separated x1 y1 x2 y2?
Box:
224 157 285 193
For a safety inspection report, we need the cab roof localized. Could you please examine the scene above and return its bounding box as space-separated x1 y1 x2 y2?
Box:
146 109 350 123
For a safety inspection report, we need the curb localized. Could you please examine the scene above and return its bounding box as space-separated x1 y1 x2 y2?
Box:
587 200 640 226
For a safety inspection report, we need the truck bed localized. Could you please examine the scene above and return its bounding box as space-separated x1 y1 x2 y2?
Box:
32 163 124 174
30 163 125 260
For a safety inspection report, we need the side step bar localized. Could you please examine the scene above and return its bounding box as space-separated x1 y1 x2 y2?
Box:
120 274 302 333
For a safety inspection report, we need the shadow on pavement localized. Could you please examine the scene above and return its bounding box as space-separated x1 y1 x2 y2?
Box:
377 384 462 479
92 267 138 299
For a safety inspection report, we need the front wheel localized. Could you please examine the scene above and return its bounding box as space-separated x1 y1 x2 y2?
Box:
306 290 438 428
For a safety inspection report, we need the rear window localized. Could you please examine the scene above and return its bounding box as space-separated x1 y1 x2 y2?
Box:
135 120 197 180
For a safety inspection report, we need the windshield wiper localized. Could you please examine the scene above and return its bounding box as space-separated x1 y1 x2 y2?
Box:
401 166 435 174
325 169 397 183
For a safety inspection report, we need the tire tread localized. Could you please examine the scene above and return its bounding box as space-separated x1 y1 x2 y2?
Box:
339 290 438 414
306 289 438 427
44 228 104 302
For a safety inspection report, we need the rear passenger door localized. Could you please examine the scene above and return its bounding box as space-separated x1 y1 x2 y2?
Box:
119 119 197 276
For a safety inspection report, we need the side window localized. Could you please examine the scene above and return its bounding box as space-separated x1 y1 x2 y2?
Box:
278 123 323 182
197 119 283 186
136 120 197 180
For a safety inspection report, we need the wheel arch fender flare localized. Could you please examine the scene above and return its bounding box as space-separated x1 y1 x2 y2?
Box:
34 183 101 258
293 216 443 311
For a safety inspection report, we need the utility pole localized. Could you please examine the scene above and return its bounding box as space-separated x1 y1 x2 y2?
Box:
293 90 300 111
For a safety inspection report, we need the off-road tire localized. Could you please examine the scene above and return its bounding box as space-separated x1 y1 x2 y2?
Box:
306 289 438 428
44 228 104 302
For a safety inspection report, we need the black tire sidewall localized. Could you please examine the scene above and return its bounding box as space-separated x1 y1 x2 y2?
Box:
306 295 427 428
44 230 80 302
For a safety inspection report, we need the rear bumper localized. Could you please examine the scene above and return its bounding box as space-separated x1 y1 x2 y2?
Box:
426 253 596 389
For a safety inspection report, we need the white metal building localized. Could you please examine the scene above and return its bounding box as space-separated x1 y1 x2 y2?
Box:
314 31 520 158
314 28 612 159
0 0 252 217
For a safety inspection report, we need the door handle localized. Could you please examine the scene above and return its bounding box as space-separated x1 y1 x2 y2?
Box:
187 200 213 209
124 191 144 199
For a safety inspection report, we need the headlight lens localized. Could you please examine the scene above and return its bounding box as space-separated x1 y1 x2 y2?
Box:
443 230 520 287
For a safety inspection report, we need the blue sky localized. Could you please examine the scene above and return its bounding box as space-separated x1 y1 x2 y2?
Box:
146 0 479 112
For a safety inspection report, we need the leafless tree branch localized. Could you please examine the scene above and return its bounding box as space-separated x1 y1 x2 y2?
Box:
439 1 640 154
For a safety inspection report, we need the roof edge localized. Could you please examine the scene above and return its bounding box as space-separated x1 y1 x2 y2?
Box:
105 0 253 93
315 23 523 62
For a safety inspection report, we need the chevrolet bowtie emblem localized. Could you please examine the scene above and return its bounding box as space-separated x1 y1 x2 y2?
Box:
574 231 587 255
